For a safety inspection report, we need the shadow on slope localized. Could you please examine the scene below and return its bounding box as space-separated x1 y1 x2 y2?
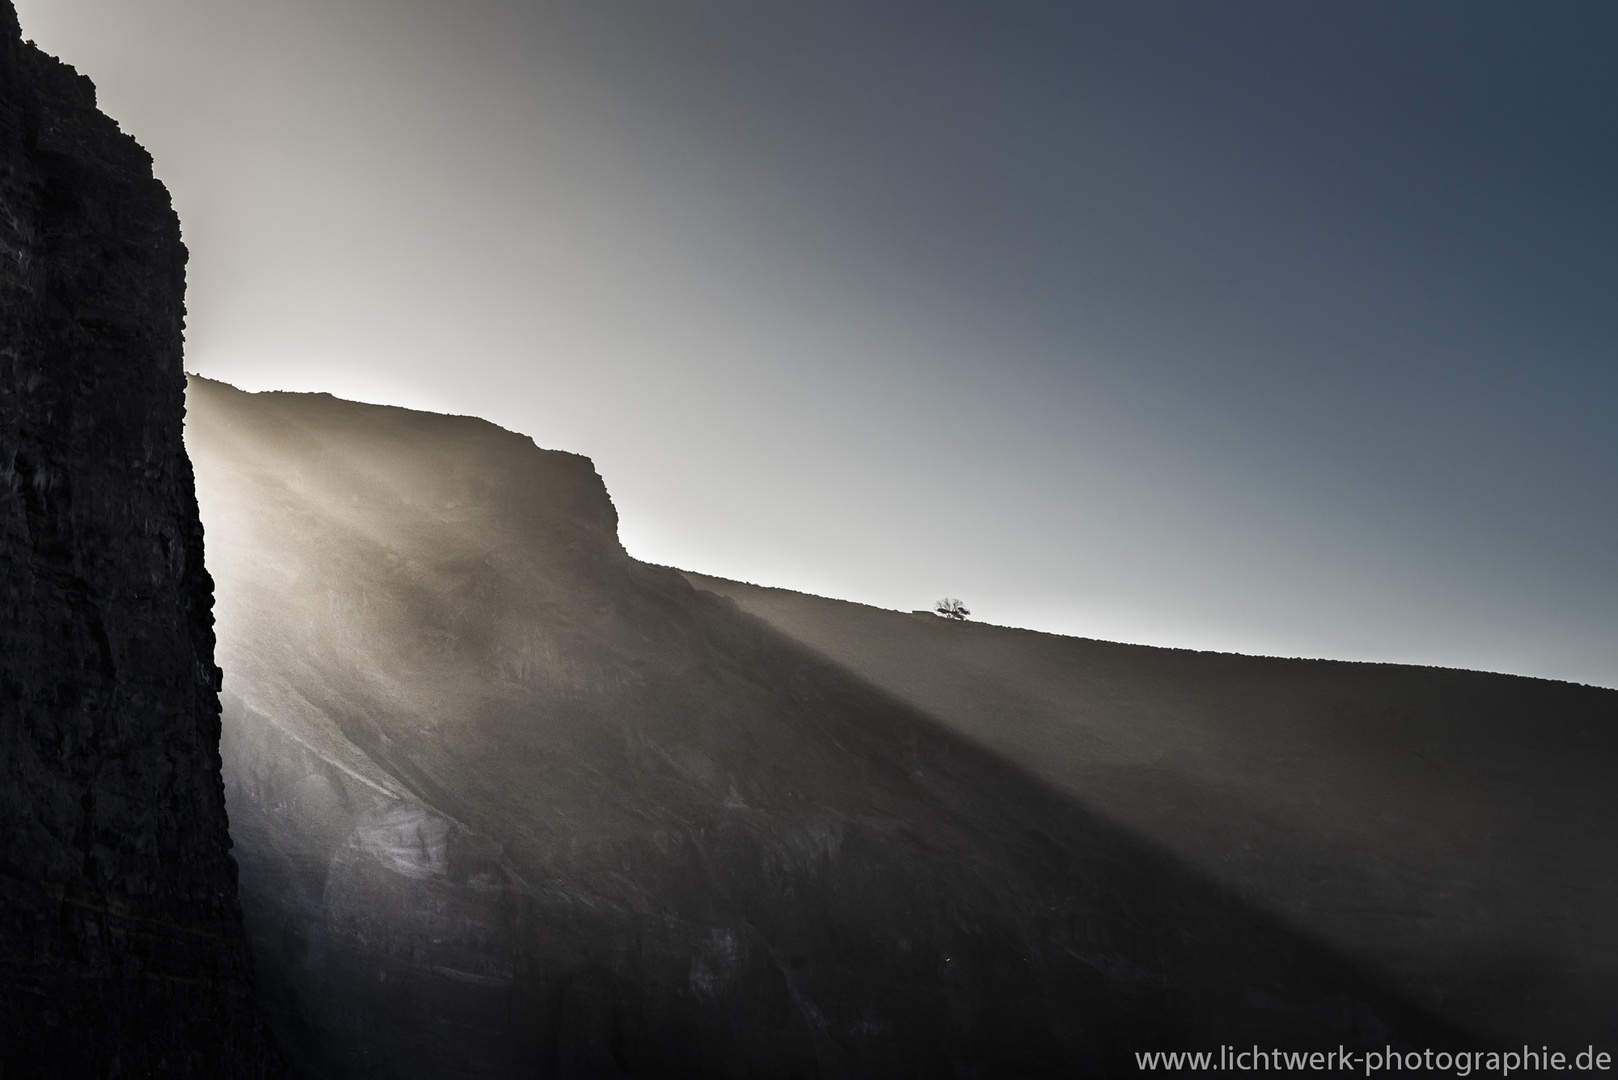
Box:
187 377 1476 1078
677 578 1618 1050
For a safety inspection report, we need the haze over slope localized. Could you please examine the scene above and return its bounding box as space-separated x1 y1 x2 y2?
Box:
683 575 1618 1048
183 378 1613 1076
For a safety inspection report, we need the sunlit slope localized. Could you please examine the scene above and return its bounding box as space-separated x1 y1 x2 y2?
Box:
188 376 1466 1078
682 575 1618 1047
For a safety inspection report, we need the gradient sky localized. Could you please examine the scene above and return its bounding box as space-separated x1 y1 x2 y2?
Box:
18 0 1618 687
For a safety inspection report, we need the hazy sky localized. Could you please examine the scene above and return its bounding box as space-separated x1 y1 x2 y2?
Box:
19 0 1618 687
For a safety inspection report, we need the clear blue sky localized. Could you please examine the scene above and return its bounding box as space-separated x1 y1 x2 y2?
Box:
20 0 1618 687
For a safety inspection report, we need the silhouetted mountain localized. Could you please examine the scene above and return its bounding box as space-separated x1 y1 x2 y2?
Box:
177 377 1617 1078
0 6 282 1074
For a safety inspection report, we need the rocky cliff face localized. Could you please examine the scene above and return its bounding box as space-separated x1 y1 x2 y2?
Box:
0 5 281 1075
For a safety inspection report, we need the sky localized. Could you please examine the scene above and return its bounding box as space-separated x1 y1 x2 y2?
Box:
17 0 1618 688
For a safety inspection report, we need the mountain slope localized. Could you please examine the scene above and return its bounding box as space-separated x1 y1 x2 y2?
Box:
184 377 1591 1078
682 574 1618 1048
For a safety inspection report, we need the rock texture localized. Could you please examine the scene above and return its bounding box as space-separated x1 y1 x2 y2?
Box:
0 6 281 1075
187 377 1472 1078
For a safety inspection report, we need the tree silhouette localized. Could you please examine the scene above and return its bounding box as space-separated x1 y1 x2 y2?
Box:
934 598 970 621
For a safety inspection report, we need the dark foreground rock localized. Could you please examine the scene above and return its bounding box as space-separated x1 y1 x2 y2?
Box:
187 377 1495 1078
0 6 282 1075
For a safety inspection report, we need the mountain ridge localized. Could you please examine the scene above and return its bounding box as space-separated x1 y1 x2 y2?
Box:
182 376 1618 1077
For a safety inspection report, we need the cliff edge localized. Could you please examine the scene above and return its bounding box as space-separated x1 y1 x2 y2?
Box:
0 4 281 1075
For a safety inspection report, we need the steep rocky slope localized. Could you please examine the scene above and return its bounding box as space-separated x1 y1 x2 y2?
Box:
0 6 282 1075
682 575 1618 1048
188 377 1476 1078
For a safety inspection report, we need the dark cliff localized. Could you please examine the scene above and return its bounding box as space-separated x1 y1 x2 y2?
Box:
0 4 281 1075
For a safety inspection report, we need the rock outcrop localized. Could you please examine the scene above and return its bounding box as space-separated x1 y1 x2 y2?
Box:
0 5 281 1075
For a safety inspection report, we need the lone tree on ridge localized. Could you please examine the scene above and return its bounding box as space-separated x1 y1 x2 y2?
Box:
934 598 970 621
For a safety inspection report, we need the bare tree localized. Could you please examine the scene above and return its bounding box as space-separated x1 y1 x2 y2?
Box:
934 598 970 621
